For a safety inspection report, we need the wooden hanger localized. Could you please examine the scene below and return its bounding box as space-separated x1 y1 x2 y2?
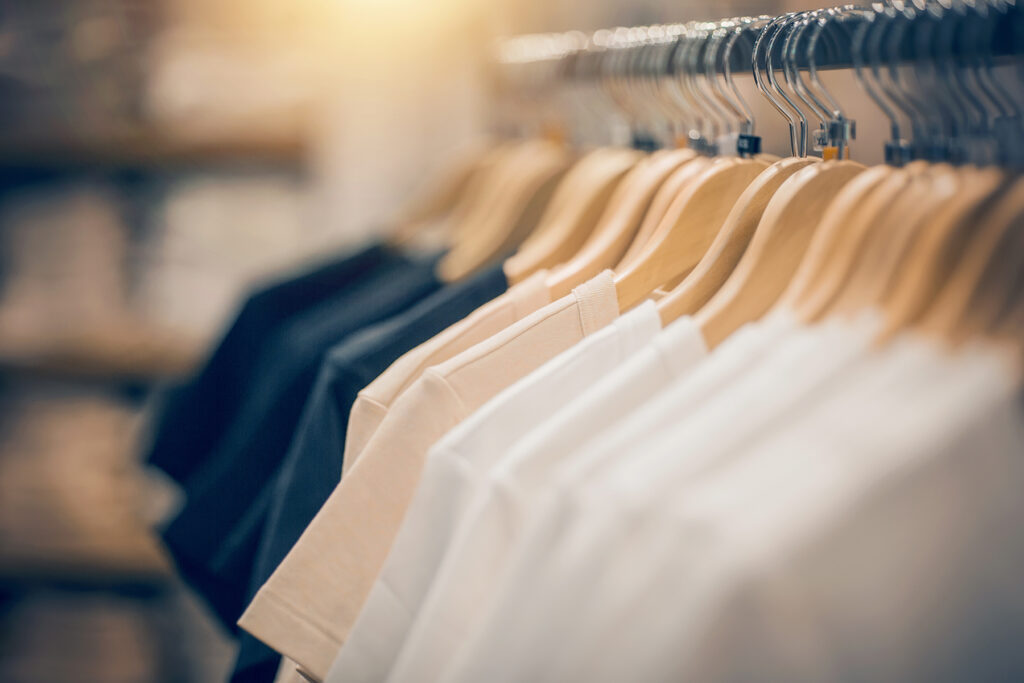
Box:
656 157 818 325
614 156 715 270
389 138 501 245
694 160 866 348
438 139 571 281
821 163 964 319
780 164 904 321
503 147 622 243
394 141 520 250
545 147 697 299
962 207 1024 348
916 177 1024 345
613 156 770 313
498 147 614 270
438 141 537 248
503 147 643 284
877 166 1008 338
983 218 1024 359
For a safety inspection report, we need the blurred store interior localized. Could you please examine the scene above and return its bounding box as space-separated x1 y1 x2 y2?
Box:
0 0 989 681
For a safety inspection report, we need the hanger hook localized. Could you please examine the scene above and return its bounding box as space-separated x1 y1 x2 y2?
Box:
688 23 729 148
805 6 865 158
806 6 857 119
785 11 831 153
689 23 725 145
766 12 810 156
871 8 927 151
941 1 989 141
852 7 910 164
915 2 969 160
667 25 702 150
753 14 803 155
890 5 950 159
674 23 715 152
722 17 764 137
705 21 743 138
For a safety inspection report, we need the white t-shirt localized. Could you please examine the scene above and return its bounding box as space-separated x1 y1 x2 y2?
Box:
446 331 1022 683
377 313 708 683
440 313 879 683
650 338 1024 683
539 331 977 683
328 301 664 683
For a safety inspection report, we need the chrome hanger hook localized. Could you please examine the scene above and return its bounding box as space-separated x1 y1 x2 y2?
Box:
785 11 831 153
753 14 804 155
806 6 865 158
766 12 810 155
722 17 765 137
852 7 911 163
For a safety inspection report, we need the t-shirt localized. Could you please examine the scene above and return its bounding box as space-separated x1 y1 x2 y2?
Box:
513 315 882 683
342 269 552 476
438 315 873 683
329 301 669 683
376 313 708 683
554 336 1022 683
144 241 403 484
161 248 443 629
229 264 510 683
239 271 620 680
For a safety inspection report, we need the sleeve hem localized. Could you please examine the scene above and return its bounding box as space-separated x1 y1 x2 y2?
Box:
238 589 343 682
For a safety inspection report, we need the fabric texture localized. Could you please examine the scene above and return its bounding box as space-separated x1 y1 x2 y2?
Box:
239 271 619 680
229 264 509 683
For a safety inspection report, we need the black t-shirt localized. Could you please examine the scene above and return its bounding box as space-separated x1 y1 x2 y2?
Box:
229 264 509 683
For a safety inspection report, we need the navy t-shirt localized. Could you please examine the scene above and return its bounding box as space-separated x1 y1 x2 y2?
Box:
161 247 444 626
228 264 509 682
145 242 400 483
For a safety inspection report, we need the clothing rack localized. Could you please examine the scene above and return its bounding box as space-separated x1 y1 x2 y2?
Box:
491 3 1024 164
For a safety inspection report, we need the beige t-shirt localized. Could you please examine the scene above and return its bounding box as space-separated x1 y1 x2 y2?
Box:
342 269 551 476
239 271 620 681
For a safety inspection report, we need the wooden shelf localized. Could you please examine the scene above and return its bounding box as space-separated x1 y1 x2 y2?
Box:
0 324 202 385
0 123 310 172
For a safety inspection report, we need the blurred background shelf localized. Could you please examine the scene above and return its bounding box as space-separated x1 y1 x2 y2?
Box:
0 325 202 385
0 124 310 173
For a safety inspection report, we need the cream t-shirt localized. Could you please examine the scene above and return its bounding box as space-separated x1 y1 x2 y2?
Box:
328 301 664 683
239 271 620 680
342 269 551 476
